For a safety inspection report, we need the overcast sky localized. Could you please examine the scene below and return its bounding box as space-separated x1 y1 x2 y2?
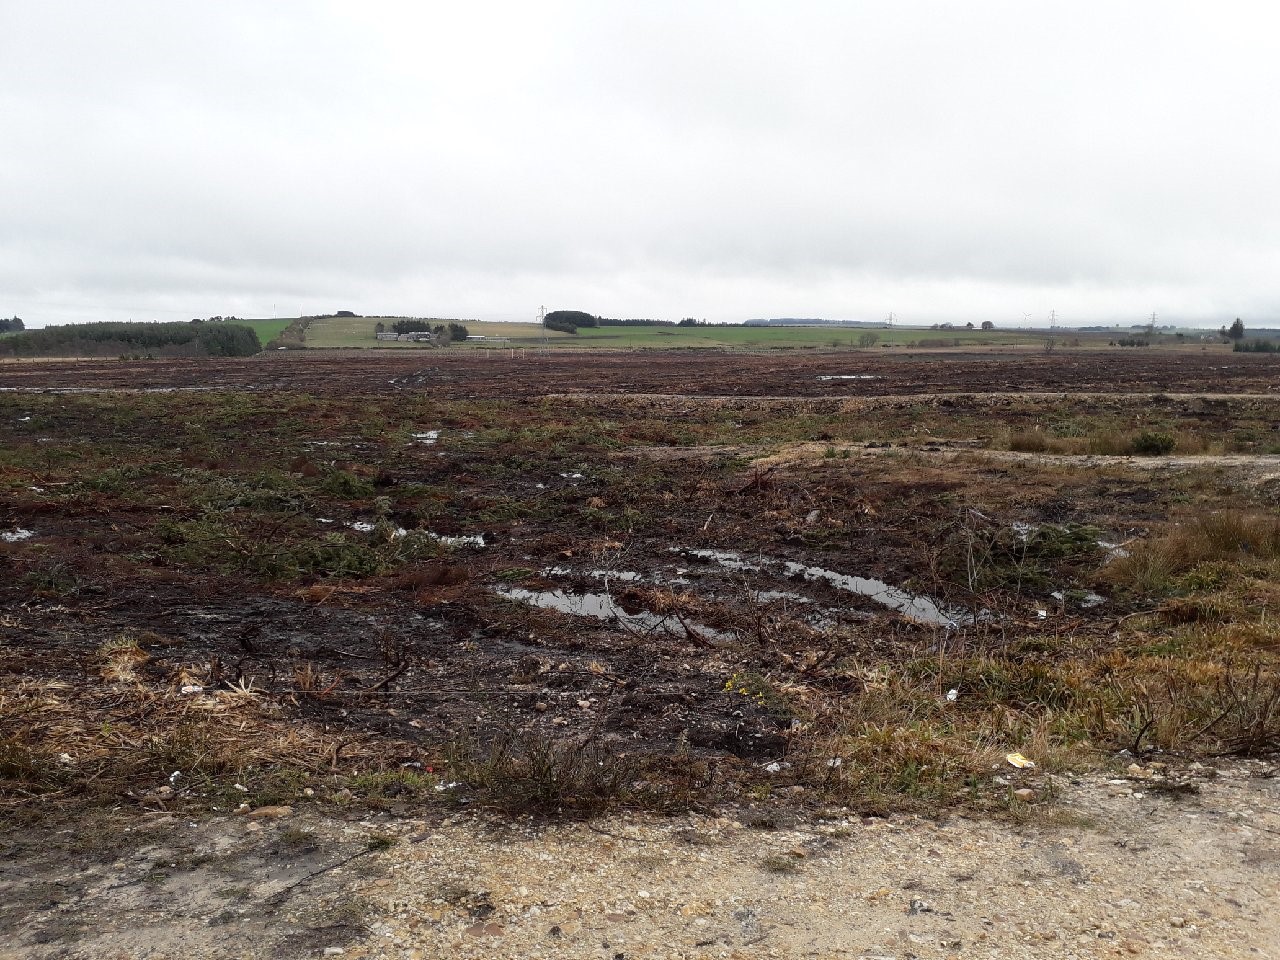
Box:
3 2 1277 327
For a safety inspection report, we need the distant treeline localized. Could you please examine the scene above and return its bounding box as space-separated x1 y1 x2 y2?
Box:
544 311 597 334
1234 340 1280 353
545 311 675 333
0 316 25 333
0 321 261 358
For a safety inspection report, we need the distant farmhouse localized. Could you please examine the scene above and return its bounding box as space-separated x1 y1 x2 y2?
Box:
376 330 434 343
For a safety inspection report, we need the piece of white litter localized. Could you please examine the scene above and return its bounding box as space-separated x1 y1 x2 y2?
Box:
433 782 460 792
2 529 35 543
428 532 486 548
826 758 843 768
59 753 73 764
169 771 182 783
410 431 440 444
234 783 249 792
1037 609 1048 620
1012 521 1037 543
764 761 791 774
559 472 585 479
349 521 376 533
946 688 959 702
180 684 204 694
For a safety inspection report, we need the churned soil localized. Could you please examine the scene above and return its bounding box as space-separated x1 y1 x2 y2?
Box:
3 347 1280 398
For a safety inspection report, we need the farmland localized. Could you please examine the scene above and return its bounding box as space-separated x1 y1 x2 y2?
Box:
235 317 293 344
302 315 1066 350
2 347 1278 956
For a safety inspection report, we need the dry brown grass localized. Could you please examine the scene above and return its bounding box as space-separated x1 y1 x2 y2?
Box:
1103 511 1280 595
0 670 415 811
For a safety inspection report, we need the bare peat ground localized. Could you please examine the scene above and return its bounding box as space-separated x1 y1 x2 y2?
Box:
2 347 1280 397
2 349 1279 958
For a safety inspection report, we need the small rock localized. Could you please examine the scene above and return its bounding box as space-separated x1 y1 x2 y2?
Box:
463 922 504 937
1170 917 1186 928
577 700 591 710
248 805 293 818
323 949 345 956
908 898 933 915
534 701 548 712
1013 788 1035 801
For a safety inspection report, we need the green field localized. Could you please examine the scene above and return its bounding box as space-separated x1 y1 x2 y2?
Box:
303 317 575 348
304 316 1052 350
235 317 294 344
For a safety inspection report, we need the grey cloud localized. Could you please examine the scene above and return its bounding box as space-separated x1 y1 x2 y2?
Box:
2 1 1278 326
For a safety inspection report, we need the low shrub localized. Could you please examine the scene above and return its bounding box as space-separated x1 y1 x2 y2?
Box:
1131 431 1176 456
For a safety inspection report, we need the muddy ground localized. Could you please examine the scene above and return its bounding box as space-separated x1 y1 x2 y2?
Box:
3 347 1279 398
2 349 1278 958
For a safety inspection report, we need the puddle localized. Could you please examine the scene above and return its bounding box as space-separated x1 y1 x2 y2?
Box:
347 521 485 548
1097 540 1131 560
410 430 440 444
1051 590 1107 609
678 546 966 627
498 587 733 642
2 528 36 543
751 589 812 604
672 548 764 573
544 566 644 583
816 374 881 381
781 561 967 626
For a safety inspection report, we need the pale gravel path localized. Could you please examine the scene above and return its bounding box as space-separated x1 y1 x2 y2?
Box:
4 764 1276 960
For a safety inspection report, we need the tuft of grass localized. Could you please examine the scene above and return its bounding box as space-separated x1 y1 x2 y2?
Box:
759 853 802 874
448 730 637 816
347 769 437 803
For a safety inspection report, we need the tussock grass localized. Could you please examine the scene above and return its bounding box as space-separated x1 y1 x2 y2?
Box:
1004 427 1213 456
1104 512 1280 596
